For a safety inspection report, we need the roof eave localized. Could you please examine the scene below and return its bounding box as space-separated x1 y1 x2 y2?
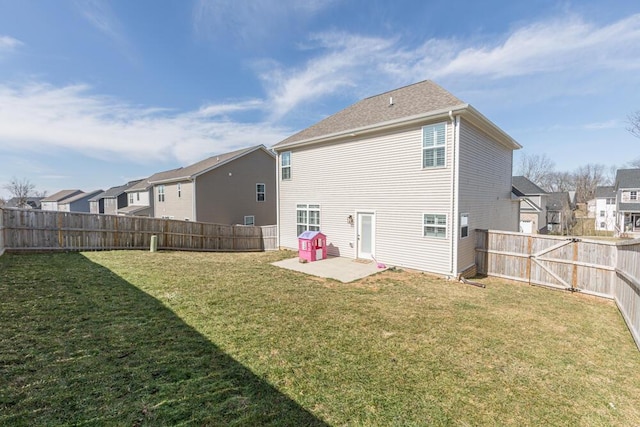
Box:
273 105 470 151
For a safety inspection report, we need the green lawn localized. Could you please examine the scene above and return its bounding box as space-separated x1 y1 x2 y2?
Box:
1 250 639 426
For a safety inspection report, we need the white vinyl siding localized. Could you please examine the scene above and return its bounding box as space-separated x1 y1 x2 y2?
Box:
422 123 446 168
154 181 194 220
456 118 518 271
278 122 453 275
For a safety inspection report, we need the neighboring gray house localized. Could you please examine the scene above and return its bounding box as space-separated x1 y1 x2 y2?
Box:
119 178 154 217
149 145 276 226
89 180 142 215
41 190 83 211
594 186 616 232
615 168 640 237
512 176 548 234
4 197 43 209
58 190 104 213
272 80 521 277
546 192 575 234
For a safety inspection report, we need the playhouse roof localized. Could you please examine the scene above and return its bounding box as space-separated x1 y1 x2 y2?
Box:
298 230 325 240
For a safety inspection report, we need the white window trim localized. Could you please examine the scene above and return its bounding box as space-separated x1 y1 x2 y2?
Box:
244 215 255 226
256 183 266 202
177 183 182 198
296 203 321 236
422 122 447 169
423 213 447 239
158 185 165 202
281 151 291 180
460 213 469 239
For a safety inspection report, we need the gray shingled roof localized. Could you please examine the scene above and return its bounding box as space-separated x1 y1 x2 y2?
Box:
546 192 571 211
615 168 640 189
41 189 83 203
595 186 616 198
512 176 547 196
148 145 270 184
59 190 104 205
273 80 466 148
618 202 640 212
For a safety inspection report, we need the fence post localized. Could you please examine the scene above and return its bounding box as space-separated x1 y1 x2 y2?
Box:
0 208 5 256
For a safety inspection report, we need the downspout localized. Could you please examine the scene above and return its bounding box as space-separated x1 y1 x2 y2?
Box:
275 152 280 249
449 111 460 277
192 177 197 221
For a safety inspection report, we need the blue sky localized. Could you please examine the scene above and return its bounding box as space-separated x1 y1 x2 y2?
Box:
0 0 639 198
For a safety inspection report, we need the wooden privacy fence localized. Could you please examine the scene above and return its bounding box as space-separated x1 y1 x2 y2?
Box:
0 208 277 253
476 230 640 350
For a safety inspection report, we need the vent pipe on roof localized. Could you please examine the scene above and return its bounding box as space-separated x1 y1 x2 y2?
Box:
389 96 394 106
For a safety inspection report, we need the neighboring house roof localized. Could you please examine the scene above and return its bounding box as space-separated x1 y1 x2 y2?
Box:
546 192 571 211
117 205 151 215
126 178 152 192
595 186 616 198
272 80 521 150
41 189 83 203
148 145 274 185
59 190 104 205
618 203 640 212
4 197 43 209
512 176 547 196
615 168 640 189
92 180 144 201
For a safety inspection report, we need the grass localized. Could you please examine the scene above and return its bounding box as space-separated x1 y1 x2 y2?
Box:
1 250 640 426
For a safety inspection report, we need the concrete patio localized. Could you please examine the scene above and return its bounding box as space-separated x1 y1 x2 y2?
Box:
272 256 389 283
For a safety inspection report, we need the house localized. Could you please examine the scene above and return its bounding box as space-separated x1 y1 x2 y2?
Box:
512 176 548 233
546 192 575 234
594 186 616 232
89 180 143 215
58 190 104 213
119 178 154 217
40 190 83 211
148 145 276 226
615 168 640 237
272 80 521 277
3 197 43 209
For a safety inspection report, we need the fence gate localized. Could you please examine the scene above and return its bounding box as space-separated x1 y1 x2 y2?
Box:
528 238 579 291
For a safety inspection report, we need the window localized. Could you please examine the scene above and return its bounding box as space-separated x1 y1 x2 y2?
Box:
256 183 265 202
158 185 165 202
136 192 140 201
177 183 181 198
423 214 447 238
460 213 469 239
244 215 255 226
281 151 291 180
606 198 614 205
296 204 320 236
600 210 605 217
422 123 446 168
600 222 606 228
129 193 133 204
631 191 638 201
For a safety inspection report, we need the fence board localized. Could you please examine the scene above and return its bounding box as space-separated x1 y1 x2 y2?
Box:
476 230 640 351
0 208 276 253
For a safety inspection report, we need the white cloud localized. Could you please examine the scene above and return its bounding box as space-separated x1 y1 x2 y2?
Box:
256 13 640 119
0 82 289 165
0 35 23 52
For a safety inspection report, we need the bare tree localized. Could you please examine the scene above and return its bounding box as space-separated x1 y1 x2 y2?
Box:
3 177 35 208
628 110 640 139
573 164 606 203
628 157 640 169
517 153 555 186
541 171 574 193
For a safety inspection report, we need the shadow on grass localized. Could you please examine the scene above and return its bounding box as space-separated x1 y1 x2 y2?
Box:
0 252 327 426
